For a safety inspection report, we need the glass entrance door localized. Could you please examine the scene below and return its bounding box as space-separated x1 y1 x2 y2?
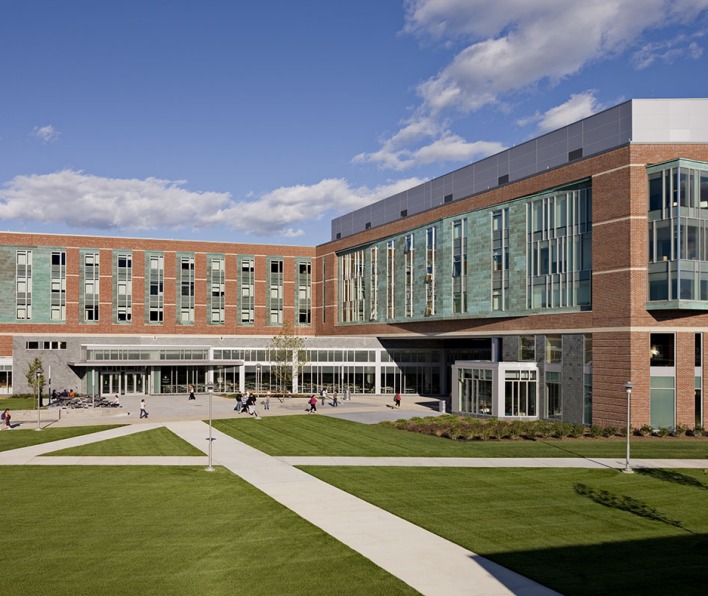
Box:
100 369 146 396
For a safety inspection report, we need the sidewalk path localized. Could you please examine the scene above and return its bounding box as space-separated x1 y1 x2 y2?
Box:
164 420 555 596
275 456 708 469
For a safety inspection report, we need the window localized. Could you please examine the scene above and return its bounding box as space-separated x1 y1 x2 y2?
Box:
268 258 284 325
239 257 255 324
147 254 164 323
650 333 675 367
519 336 535 361
491 208 509 311
178 255 195 324
296 260 312 325
208 256 225 324
545 335 562 364
339 251 365 322
115 252 132 322
83 252 100 322
16 250 32 320
369 247 378 321
527 185 592 309
452 219 467 313
425 227 436 316
404 234 414 317
546 371 561 419
50 251 66 321
386 240 395 318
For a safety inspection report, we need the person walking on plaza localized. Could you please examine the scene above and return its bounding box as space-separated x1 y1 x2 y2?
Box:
394 392 401 408
188 384 195 400
140 399 149 419
321 388 327 406
234 392 243 412
332 391 339 407
1 408 10 429
308 394 318 414
263 391 270 411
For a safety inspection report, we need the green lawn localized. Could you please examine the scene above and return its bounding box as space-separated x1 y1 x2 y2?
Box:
0 425 123 452
213 415 708 458
46 427 204 456
302 466 708 594
0 396 39 410
0 466 415 596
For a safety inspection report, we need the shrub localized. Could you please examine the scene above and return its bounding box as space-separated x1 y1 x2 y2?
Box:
601 426 617 438
638 424 653 437
656 427 670 437
690 425 705 437
589 425 603 438
673 424 689 437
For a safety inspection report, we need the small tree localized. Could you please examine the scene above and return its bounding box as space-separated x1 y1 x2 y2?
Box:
26 357 46 404
269 321 308 394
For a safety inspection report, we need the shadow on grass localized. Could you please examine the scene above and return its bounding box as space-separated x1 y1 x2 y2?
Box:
635 467 707 490
486 533 708 595
574 483 684 529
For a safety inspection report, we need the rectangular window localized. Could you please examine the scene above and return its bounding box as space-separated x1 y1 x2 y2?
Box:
339 251 365 322
115 252 132 322
239 257 255 324
296 260 312 325
178 255 195 324
147 254 164 323
268 258 284 325
16 250 32 320
491 208 509 311
545 335 562 364
546 371 561 419
452 219 467 313
208 256 225 324
425 227 436 316
386 240 395 318
650 333 675 367
83 252 100 322
527 185 592 309
404 233 414 317
519 336 535 361
50 251 66 321
369 247 378 321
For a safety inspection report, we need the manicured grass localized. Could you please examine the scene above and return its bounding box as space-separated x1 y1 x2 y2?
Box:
0 466 415 595
302 466 708 594
0 425 123 452
213 415 708 458
0 397 39 410
46 427 204 456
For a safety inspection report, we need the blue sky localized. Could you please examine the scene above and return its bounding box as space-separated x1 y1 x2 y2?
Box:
1 0 708 246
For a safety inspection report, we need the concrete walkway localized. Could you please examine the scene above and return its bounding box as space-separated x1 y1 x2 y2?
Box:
163 420 555 596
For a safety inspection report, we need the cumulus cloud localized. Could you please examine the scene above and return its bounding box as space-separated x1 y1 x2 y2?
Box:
359 0 708 169
517 91 607 133
0 170 425 238
31 125 60 144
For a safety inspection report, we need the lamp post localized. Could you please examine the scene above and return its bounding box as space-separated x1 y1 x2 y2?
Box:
206 383 214 471
256 363 262 397
36 367 43 431
623 381 633 473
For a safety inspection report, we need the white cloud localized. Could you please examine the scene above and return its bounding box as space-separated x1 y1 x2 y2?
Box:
31 124 60 144
360 0 708 170
0 170 425 238
517 91 606 133
632 32 705 69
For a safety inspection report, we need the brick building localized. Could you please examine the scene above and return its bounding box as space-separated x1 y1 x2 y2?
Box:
2 98 708 430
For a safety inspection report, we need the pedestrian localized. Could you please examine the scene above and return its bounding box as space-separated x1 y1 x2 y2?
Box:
308 394 318 414
234 392 243 412
1 408 10 429
332 391 339 407
321 388 327 406
140 399 148 419
263 391 270 411
188 384 195 400
394 392 401 408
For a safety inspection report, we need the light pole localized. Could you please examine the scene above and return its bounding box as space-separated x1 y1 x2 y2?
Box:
256 363 262 397
36 367 43 431
623 381 633 473
206 383 214 471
